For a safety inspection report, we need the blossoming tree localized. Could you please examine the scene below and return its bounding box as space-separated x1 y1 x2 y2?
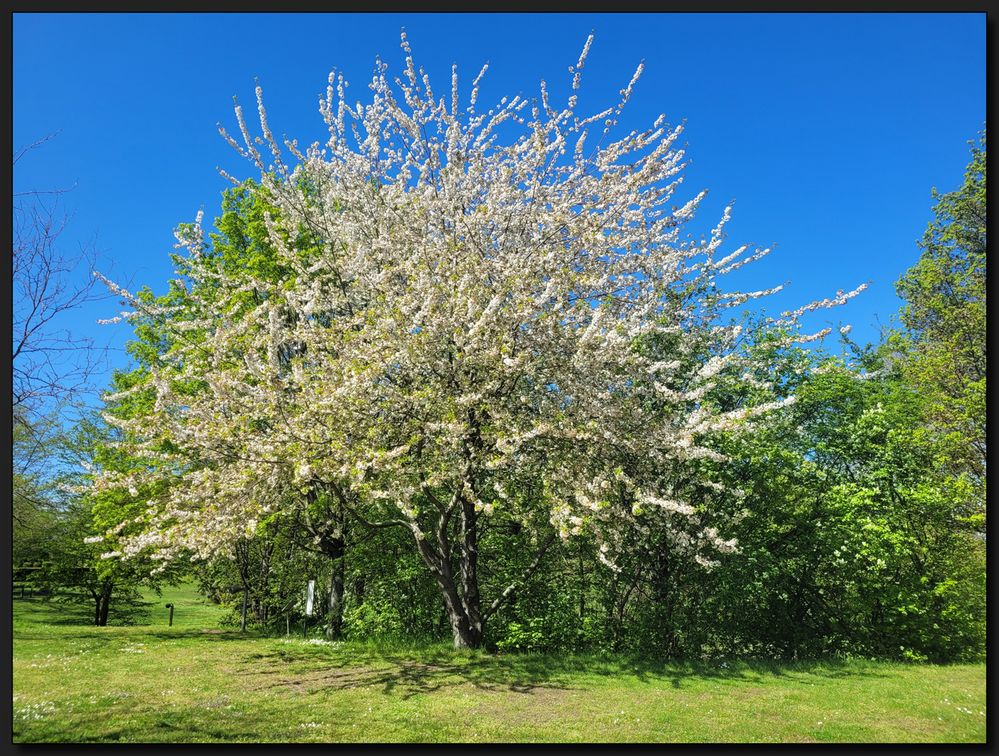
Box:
92 33 864 648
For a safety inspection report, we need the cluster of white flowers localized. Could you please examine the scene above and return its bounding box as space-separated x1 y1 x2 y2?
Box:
92 32 862 573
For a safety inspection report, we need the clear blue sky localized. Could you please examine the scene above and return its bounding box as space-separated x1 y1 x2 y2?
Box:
13 12 986 395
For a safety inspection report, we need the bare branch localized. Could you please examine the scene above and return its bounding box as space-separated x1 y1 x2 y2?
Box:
12 135 111 424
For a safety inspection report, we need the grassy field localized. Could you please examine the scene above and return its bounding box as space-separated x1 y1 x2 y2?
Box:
12 584 986 743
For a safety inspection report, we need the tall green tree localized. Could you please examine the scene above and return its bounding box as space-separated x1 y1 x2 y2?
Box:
893 130 985 503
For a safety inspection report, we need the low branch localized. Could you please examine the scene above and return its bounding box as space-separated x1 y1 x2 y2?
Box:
483 531 558 621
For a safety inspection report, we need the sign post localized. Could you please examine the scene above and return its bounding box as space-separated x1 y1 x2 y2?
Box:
304 579 315 638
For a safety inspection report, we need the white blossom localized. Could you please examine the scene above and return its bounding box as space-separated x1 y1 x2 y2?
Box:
92 32 862 574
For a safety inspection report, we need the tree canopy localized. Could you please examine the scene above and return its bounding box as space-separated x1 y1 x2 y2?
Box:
76 37 982 657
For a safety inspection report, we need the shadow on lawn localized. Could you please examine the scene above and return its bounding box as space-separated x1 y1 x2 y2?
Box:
616 657 895 689
238 647 578 700
235 645 893 700
14 628 265 645
15 715 258 744
13 595 155 627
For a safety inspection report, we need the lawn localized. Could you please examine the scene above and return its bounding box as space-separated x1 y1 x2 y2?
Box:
12 585 986 743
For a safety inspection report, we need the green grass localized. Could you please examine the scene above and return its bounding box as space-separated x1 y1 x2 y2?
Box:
13 586 986 743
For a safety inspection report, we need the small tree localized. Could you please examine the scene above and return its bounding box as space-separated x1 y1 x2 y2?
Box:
93 33 864 648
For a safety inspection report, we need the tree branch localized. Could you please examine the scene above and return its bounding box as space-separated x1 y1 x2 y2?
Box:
483 531 558 620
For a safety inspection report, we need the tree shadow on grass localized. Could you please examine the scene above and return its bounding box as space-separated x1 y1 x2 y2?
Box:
235 645 897 700
13 595 154 627
238 646 578 700
15 715 260 745
613 656 896 689
14 628 266 645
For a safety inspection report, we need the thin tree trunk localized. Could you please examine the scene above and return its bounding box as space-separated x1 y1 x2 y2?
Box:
258 541 273 622
326 556 345 639
236 537 251 631
240 587 248 632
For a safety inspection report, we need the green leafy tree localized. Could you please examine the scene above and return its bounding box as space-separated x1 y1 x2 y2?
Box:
13 409 62 567
893 130 985 502
695 340 985 661
50 414 175 626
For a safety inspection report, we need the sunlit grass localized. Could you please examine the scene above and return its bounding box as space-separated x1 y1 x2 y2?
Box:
12 586 986 743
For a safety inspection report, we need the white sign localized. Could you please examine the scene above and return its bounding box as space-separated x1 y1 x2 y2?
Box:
305 580 315 616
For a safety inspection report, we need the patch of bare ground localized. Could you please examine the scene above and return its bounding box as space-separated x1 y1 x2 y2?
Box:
245 664 383 693
458 683 577 728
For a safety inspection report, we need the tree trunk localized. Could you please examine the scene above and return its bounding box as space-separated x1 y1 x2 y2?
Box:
97 583 112 626
306 490 348 639
258 542 273 622
326 557 345 639
407 521 479 649
428 535 483 649
240 587 248 632
458 496 484 645
406 494 556 650
236 537 251 631
440 580 483 648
